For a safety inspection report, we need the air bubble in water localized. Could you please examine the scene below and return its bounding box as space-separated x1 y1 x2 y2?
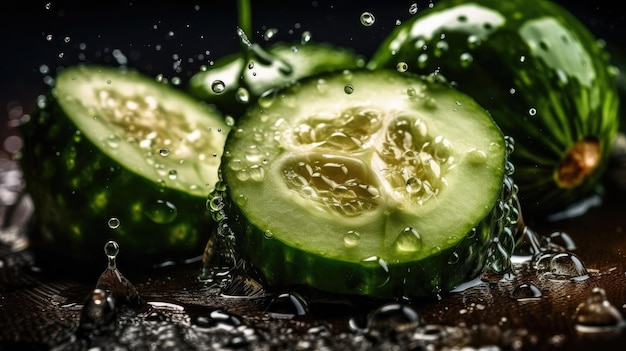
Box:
573 287 626 333
360 12 376 27
211 80 225 94
511 283 542 301
107 217 120 229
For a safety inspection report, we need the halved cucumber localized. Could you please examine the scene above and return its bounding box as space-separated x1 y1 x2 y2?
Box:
368 0 620 215
188 41 365 118
19 65 230 260
209 69 520 298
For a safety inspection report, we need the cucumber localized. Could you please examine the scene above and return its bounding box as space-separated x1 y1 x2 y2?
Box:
19 65 230 260
188 41 365 118
368 0 620 215
209 69 520 298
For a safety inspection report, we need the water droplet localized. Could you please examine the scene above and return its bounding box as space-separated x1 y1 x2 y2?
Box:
78 289 116 333
264 230 274 239
159 147 170 157
344 230 361 248
511 283 542 301
106 134 121 149
301 30 312 44
447 251 460 265
236 87 250 103
528 108 537 116
360 12 376 27
144 199 177 224
168 169 178 180
194 309 242 328
409 3 418 14
263 28 278 41
459 52 473 67
225 115 235 127
467 148 487 164
536 252 589 280
211 80 225 94
344 84 355 94
366 303 422 341
542 231 577 252
107 217 120 229
393 227 423 252
574 287 626 333
267 292 308 319
396 62 408 72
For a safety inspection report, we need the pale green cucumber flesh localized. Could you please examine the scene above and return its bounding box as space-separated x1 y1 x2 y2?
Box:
216 69 513 298
20 65 230 259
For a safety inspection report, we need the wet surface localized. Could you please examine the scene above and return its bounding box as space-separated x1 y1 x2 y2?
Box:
2 1 626 350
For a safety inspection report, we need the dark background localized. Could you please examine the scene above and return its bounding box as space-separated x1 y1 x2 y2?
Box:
1 0 624 157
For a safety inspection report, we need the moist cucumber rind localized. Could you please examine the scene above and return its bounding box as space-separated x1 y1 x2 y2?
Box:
188 41 365 118
19 65 230 260
208 69 519 298
368 0 620 215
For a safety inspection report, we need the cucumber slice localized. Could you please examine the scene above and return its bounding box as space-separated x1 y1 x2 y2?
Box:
188 42 365 118
210 69 519 298
19 65 230 260
368 0 620 215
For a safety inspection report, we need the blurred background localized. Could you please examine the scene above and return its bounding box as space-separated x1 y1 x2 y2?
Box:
0 0 624 159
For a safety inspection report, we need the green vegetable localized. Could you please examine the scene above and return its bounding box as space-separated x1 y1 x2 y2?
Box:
368 0 620 215
208 69 520 298
19 65 230 260
188 41 365 118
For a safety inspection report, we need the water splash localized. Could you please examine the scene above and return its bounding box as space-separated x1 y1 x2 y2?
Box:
77 288 117 336
95 240 144 306
573 287 625 333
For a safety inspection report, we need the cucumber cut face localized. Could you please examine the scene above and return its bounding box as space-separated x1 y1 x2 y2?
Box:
213 69 517 298
20 65 230 260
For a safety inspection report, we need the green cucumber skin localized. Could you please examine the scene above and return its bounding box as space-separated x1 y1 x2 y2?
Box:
188 42 365 118
368 0 620 215
211 174 519 299
20 93 213 261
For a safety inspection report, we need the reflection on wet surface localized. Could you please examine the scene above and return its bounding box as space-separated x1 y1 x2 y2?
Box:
2 147 626 349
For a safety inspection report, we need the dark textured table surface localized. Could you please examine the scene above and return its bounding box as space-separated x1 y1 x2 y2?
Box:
2 1 626 350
